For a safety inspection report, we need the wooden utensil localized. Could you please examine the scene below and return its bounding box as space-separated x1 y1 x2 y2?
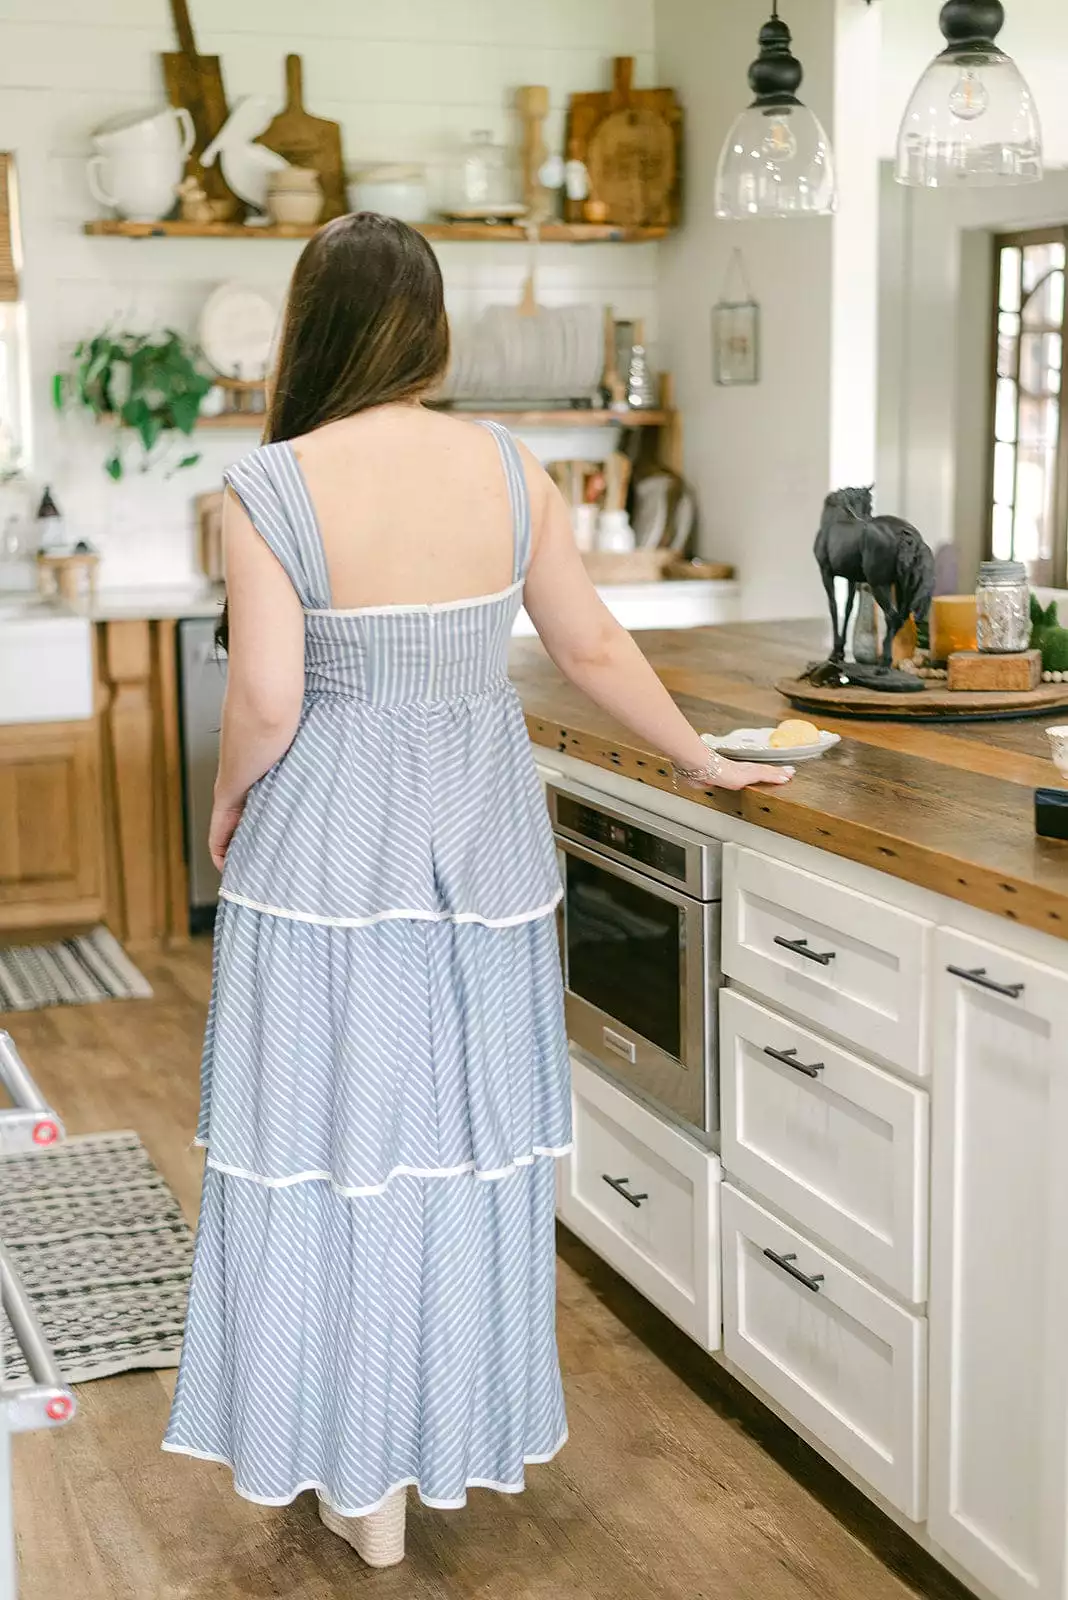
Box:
516 86 552 224
604 452 632 513
256 56 345 221
161 0 242 219
565 57 682 227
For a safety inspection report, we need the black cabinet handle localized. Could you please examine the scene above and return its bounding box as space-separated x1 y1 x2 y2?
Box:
763 1248 825 1292
774 935 836 967
946 964 1025 1000
602 1174 648 1208
763 1045 824 1079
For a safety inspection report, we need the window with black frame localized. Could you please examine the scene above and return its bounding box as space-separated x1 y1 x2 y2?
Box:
988 226 1068 588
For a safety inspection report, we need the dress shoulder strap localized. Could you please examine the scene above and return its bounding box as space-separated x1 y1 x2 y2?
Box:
478 421 532 582
223 442 332 609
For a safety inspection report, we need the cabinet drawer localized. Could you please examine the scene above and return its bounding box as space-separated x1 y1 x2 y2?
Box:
720 991 929 1302
722 1184 926 1520
558 1057 720 1350
721 846 931 1075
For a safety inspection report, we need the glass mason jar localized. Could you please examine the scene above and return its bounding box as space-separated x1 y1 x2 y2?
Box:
975 559 1030 653
450 130 520 215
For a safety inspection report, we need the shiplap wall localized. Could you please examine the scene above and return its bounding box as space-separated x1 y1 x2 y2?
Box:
0 0 658 587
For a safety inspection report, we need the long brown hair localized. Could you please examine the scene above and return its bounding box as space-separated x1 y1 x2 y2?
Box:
218 213 449 647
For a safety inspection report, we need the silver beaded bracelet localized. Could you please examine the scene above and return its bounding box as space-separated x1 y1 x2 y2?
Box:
672 749 725 790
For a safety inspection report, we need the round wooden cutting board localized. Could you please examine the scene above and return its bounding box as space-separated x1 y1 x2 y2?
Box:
586 108 676 228
775 675 1068 722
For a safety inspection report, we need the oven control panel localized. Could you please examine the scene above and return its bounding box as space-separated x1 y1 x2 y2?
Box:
555 796 688 882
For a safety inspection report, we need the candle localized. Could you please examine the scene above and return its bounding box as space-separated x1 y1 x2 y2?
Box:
930 594 978 662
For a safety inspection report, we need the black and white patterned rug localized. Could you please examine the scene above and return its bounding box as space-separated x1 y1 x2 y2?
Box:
0 928 152 1013
0 1131 194 1384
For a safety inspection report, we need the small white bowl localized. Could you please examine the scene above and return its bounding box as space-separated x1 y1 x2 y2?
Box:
1047 725 1068 778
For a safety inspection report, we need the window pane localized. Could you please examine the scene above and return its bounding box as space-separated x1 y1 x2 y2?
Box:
1020 331 1062 396
992 502 1014 559
1014 445 1057 565
1022 243 1065 293
994 440 1017 505
997 312 1020 377
1023 269 1064 328
999 247 1022 312
995 377 1017 441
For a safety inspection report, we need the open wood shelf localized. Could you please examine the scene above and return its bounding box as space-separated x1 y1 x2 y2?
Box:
83 218 669 244
196 407 672 431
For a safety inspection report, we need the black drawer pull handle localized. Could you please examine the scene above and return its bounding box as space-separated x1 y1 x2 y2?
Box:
763 1045 824 1079
763 1248 825 1292
946 964 1025 1000
602 1175 648 1208
774 935 836 967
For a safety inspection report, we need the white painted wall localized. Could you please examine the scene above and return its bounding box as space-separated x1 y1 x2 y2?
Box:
879 0 1068 168
877 166 1068 583
0 0 659 588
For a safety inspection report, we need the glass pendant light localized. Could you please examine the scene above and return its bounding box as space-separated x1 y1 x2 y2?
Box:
714 2 836 220
896 0 1042 187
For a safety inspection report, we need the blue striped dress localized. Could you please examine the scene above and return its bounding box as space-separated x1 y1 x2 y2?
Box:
163 423 571 1515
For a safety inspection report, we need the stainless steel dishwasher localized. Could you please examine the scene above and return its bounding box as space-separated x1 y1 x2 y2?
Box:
177 618 227 931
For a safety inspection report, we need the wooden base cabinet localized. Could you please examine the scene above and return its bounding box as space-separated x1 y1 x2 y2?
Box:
0 719 103 932
929 932 1068 1600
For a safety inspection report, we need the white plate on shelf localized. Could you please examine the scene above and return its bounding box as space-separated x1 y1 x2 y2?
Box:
703 728 841 763
198 282 280 381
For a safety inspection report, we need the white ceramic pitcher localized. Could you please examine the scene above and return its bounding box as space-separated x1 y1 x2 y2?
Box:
88 106 194 222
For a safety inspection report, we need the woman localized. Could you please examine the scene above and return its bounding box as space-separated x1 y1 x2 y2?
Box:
163 213 791 1567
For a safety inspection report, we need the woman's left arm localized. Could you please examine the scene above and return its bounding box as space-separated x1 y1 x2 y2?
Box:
210 487 305 871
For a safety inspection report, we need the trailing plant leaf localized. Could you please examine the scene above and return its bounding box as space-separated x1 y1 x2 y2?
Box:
58 327 214 478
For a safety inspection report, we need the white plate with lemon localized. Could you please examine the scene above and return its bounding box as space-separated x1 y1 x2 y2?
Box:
703 719 840 763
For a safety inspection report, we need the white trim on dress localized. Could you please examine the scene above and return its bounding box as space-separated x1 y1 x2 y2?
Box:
160 1431 569 1513
218 888 562 929
304 578 523 619
198 1144 573 1198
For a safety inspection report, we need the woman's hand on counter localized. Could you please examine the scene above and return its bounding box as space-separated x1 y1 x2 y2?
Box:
704 759 794 791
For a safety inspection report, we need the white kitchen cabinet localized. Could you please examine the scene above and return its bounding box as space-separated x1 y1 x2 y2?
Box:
558 1057 721 1351
719 990 929 1303
721 1183 927 1520
929 932 1068 1600
721 845 932 1076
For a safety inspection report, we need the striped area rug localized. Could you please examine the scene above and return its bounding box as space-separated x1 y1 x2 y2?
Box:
0 1130 194 1384
0 927 152 1013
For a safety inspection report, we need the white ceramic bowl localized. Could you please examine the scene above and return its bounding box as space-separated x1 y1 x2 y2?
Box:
1047 725 1068 778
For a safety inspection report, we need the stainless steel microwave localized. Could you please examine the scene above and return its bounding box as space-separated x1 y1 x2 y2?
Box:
548 779 722 1138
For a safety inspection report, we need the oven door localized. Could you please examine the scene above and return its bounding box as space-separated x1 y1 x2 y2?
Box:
557 836 719 1136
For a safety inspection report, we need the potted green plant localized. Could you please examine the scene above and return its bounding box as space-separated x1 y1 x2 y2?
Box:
54 329 215 480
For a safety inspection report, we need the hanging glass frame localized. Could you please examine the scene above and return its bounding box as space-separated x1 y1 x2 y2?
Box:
713 250 760 386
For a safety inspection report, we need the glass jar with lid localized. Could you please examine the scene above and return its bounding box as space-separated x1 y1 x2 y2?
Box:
975 559 1030 653
447 130 522 218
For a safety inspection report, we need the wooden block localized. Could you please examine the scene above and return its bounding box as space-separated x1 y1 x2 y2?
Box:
947 649 1042 692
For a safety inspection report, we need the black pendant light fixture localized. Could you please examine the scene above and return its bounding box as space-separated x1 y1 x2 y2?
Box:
714 1 836 219
896 0 1042 186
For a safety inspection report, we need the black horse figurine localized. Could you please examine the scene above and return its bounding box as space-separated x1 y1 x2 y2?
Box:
814 487 936 671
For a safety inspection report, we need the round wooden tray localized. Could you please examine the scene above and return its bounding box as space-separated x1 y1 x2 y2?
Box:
775 676 1068 723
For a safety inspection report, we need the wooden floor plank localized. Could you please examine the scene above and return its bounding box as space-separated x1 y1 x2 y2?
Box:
5 943 967 1599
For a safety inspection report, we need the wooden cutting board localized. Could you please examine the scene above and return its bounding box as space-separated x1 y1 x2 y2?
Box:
565 57 682 227
256 55 346 221
160 0 242 219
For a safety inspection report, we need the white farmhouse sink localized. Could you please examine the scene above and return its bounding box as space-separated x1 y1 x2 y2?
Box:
0 594 93 723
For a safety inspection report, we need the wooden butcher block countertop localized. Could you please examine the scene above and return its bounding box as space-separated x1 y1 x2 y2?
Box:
510 618 1068 942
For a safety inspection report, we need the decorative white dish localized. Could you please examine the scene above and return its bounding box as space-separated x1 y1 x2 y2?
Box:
703 727 840 762
439 204 528 221
198 282 280 381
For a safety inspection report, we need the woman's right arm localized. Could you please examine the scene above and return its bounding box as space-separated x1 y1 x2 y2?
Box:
520 453 792 792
